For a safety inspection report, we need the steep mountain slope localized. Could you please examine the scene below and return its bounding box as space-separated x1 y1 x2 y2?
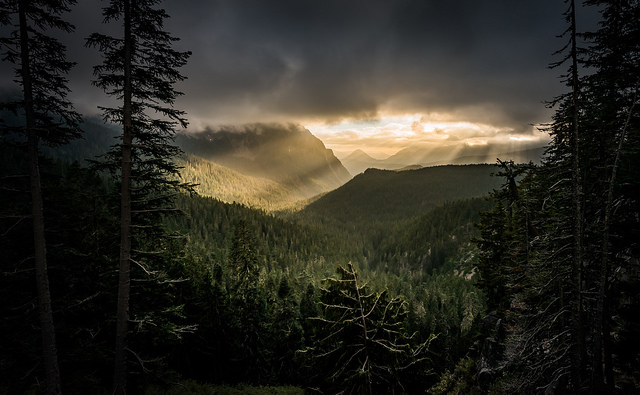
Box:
178 154 308 211
177 123 352 198
298 164 502 226
28 118 351 210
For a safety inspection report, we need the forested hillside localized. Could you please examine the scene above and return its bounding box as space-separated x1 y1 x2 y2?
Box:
178 153 305 211
2 0 639 394
1 145 487 393
299 164 501 226
176 123 352 198
371 197 494 274
35 118 352 212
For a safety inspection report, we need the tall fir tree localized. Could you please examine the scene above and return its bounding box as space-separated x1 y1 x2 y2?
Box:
0 1 81 393
474 1 640 392
580 1 640 391
86 0 191 392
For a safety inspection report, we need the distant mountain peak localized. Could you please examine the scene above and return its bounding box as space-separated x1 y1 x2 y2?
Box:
340 142 548 175
344 149 377 161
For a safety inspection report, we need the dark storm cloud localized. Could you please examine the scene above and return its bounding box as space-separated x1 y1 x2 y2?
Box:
2 0 600 131
156 0 597 130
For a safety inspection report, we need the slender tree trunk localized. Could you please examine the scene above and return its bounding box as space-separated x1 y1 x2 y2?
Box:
568 0 585 390
113 0 133 393
603 300 614 387
593 95 637 393
19 2 62 394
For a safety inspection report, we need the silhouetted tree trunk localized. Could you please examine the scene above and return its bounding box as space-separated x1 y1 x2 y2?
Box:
18 1 62 391
2 0 81 392
112 1 133 392
568 0 585 388
87 0 191 391
580 0 640 389
592 94 636 393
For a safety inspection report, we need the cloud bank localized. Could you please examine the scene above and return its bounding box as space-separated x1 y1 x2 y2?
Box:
2 0 599 155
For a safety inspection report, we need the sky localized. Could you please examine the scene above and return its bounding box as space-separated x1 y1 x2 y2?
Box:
2 1 600 158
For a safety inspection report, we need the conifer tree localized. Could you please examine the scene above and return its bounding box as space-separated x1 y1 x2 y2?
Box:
474 200 510 312
474 1 640 392
86 0 191 392
229 220 260 291
0 1 80 393
519 0 587 390
580 1 640 390
547 1 587 386
300 263 435 394
226 220 272 383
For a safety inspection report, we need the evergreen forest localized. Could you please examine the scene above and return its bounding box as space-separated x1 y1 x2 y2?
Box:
1 0 639 394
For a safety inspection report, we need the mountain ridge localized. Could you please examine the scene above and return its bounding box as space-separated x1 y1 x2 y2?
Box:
298 164 503 227
176 123 352 199
340 144 547 174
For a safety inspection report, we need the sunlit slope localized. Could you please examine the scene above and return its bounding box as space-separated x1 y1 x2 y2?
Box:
30 118 352 212
177 123 352 199
177 153 313 211
299 164 502 225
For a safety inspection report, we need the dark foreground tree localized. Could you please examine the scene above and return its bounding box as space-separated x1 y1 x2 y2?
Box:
0 1 80 393
299 263 435 394
86 0 191 392
474 1 640 392
581 1 640 391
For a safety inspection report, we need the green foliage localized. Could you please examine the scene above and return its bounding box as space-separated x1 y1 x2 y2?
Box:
0 148 117 393
428 357 480 395
0 0 82 146
470 2 640 392
229 220 260 290
300 165 502 226
299 263 436 394
178 153 303 212
374 197 492 275
1 143 495 392
474 200 511 312
3 1 639 393
407 271 485 368
166 193 362 280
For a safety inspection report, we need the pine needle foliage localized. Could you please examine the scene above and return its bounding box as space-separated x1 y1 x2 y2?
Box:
300 262 436 394
86 0 192 392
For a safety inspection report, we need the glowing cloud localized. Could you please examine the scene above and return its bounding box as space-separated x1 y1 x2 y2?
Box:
307 113 549 158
